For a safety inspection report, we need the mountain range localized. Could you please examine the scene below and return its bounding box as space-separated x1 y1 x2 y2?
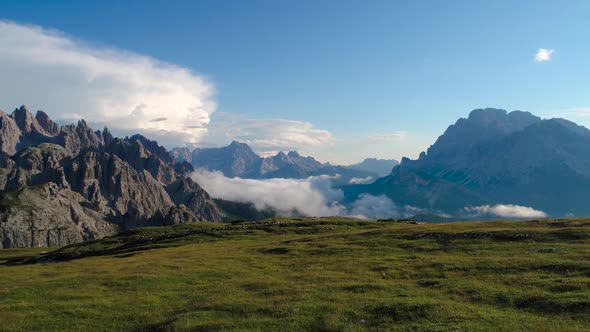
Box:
172 142 387 185
4 105 590 248
345 108 590 217
0 106 231 248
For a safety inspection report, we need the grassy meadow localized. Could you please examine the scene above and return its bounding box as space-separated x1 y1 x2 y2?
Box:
0 217 589 331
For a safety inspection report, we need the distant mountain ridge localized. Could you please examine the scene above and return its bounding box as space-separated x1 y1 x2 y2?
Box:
172 142 380 184
346 108 590 217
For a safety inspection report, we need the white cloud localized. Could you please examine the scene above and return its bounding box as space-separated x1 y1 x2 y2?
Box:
348 176 375 184
466 204 547 219
349 194 399 219
191 170 418 219
0 20 215 147
191 170 345 216
257 151 282 158
202 113 334 153
535 48 554 62
0 21 420 164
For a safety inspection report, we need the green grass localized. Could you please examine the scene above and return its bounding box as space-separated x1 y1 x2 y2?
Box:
1 217 589 331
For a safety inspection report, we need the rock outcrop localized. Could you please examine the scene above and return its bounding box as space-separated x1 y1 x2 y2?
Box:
165 177 222 222
0 111 21 155
35 110 60 136
0 183 118 248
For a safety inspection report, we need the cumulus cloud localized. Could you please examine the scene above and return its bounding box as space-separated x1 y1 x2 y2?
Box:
466 204 547 219
535 48 554 62
191 170 345 216
201 113 334 153
0 20 215 147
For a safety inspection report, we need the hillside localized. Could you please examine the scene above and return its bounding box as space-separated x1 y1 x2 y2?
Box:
1 217 588 331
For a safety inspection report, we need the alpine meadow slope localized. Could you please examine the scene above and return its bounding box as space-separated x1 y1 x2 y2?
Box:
1 217 589 331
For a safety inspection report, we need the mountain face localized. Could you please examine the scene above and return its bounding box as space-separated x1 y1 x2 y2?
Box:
347 158 399 177
182 142 378 184
0 105 225 248
191 141 262 178
346 108 590 217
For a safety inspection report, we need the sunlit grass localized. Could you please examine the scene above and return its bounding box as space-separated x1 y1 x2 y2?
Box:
0 217 588 331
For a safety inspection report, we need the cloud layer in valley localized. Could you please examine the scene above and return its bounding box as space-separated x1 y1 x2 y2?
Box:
192 170 422 219
465 204 548 219
192 170 345 216
193 169 551 220
348 194 400 219
0 20 215 147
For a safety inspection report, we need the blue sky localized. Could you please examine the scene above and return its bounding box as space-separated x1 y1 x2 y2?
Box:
1 0 590 163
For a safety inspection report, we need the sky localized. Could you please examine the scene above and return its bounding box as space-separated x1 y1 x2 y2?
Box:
1 0 590 164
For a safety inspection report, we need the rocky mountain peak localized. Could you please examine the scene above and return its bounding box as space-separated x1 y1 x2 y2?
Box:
355 107 590 218
465 108 540 131
35 110 60 136
227 141 256 154
421 108 542 167
11 105 49 137
131 138 150 159
11 105 32 129
77 118 90 129
0 111 21 155
102 127 113 146
467 107 508 123
129 134 174 164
